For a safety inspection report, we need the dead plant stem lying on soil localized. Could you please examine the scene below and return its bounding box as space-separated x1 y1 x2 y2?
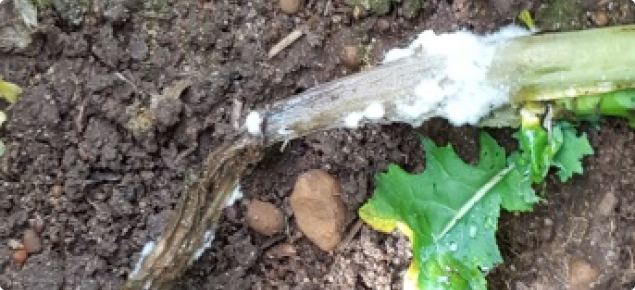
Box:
123 135 263 290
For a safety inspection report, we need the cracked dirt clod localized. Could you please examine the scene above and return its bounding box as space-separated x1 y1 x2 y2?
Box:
246 200 284 236
289 169 347 252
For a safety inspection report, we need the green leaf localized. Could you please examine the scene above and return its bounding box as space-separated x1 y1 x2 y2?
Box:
515 110 564 184
499 157 539 212
552 123 594 182
359 133 537 290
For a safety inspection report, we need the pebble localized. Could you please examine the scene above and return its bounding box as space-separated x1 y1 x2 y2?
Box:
245 200 284 236
23 229 42 254
12 249 28 267
591 10 609 26
279 0 300 15
597 191 617 215
50 184 63 198
567 258 599 290
290 169 347 251
29 215 45 233
340 45 361 70
266 243 297 259
374 18 390 32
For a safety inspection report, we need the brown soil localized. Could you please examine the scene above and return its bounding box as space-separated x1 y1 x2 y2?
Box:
0 0 634 290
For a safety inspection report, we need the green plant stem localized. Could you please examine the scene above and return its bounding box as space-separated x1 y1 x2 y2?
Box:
553 89 635 127
492 25 635 102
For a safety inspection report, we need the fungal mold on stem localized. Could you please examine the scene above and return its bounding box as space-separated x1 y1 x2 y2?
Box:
245 111 264 135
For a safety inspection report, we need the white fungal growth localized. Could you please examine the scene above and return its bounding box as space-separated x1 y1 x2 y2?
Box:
130 241 156 278
191 230 216 263
225 184 243 207
344 103 386 129
245 111 263 135
344 112 364 129
385 25 533 127
131 183 246 275
277 127 295 137
364 102 385 120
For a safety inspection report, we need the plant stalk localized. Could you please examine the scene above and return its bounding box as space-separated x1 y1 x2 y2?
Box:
257 25 635 144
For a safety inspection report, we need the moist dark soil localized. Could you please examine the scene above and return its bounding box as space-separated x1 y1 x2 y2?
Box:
0 0 634 290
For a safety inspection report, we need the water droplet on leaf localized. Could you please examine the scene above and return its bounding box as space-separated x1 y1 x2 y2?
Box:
469 225 477 237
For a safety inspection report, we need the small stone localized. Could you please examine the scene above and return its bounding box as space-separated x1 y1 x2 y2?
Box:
290 169 347 251
597 191 617 216
50 185 63 198
266 243 297 259
29 215 45 233
591 11 609 26
245 200 284 236
374 18 390 32
23 229 42 254
544 218 553 227
567 258 599 290
279 0 300 14
340 45 361 70
12 249 28 267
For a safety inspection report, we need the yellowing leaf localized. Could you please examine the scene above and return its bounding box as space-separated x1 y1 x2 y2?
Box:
359 133 538 290
0 80 23 104
518 10 536 31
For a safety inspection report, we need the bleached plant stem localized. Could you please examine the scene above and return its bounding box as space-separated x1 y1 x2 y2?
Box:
257 54 443 143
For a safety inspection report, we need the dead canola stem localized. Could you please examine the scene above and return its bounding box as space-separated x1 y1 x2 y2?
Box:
123 135 264 290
